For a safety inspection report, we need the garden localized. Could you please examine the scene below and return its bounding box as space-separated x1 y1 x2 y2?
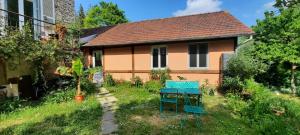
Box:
0 0 300 135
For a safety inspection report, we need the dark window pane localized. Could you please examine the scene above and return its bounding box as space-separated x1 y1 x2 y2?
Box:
7 0 19 27
160 47 166 68
189 45 197 67
94 51 102 67
152 48 159 68
199 44 208 67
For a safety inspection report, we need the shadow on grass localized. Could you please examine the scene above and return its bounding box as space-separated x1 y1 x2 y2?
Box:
114 95 255 135
0 104 102 135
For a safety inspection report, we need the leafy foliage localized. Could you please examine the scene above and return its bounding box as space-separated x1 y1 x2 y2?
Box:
104 73 116 87
144 80 162 93
221 77 244 94
224 43 268 81
150 69 171 85
226 80 300 134
84 1 128 28
131 76 143 88
78 4 85 28
253 3 300 94
71 58 84 77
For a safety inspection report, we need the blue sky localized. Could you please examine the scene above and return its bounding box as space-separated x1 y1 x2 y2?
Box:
75 0 276 27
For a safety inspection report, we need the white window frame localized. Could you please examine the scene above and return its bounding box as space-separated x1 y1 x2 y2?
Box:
188 42 209 70
92 50 103 68
151 45 168 70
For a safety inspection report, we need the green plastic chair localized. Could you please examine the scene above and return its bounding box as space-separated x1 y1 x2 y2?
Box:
180 92 205 129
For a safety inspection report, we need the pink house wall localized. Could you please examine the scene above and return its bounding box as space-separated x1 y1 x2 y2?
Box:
85 39 235 86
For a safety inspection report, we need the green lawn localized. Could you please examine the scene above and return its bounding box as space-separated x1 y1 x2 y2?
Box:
106 86 257 135
0 95 101 135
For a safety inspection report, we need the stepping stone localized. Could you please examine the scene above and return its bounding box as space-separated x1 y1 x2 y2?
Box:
98 87 119 135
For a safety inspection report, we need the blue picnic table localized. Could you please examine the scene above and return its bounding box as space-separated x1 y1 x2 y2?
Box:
160 81 202 113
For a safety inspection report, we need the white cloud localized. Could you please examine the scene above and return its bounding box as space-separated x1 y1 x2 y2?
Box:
256 1 276 14
263 1 275 11
173 0 222 16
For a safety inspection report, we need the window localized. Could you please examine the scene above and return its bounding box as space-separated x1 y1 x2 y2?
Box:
152 46 167 69
189 43 208 68
92 50 102 67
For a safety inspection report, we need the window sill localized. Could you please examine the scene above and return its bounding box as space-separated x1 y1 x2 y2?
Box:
152 67 167 70
188 67 209 70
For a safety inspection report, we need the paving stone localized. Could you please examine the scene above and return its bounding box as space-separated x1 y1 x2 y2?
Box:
98 87 119 135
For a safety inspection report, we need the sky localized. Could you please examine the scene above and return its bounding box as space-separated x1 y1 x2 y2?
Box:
75 0 276 27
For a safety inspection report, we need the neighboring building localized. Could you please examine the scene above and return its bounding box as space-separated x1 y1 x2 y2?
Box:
0 0 75 85
82 11 254 86
0 0 75 38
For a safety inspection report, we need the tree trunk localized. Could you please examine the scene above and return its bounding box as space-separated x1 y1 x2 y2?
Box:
291 64 297 96
77 77 81 95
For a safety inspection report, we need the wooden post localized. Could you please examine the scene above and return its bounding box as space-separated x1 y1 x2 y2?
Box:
102 48 106 80
131 46 135 79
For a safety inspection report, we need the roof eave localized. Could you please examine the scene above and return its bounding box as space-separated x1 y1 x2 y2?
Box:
82 33 255 48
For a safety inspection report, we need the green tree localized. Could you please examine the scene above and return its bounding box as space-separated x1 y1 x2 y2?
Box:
274 0 300 9
253 2 300 95
84 1 128 28
78 4 85 28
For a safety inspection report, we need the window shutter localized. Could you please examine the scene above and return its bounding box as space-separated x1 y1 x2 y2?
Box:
43 0 54 23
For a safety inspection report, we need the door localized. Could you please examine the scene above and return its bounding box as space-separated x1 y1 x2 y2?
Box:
92 50 103 68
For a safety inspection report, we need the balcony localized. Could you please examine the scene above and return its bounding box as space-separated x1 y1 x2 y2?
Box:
0 8 56 39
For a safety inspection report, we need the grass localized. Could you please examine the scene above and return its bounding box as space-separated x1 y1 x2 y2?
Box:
0 95 101 135
106 85 257 135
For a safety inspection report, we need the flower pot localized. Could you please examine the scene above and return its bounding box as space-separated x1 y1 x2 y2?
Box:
75 95 84 102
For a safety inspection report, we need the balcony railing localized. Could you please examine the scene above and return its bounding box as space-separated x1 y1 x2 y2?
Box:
0 8 56 39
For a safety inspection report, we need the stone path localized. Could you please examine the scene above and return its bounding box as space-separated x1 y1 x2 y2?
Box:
97 87 119 135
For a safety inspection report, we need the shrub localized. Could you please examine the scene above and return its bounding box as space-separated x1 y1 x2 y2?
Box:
225 93 248 115
131 76 143 88
150 69 171 85
84 67 102 80
226 80 300 134
225 43 268 81
81 77 97 94
43 88 75 103
104 73 115 87
116 80 132 88
144 80 163 93
0 98 27 113
221 77 244 94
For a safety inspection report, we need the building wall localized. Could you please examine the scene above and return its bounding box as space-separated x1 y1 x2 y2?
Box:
85 39 235 86
55 0 75 24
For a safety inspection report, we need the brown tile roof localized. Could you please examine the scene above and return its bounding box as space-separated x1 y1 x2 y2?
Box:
84 11 254 47
80 26 114 38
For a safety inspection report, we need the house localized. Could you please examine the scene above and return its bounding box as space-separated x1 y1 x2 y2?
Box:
0 0 75 85
82 11 254 86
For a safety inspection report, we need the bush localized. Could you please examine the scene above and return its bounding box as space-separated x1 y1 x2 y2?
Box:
104 73 115 87
150 69 171 85
0 98 27 113
144 80 163 93
225 94 248 115
116 80 132 88
43 88 75 103
131 76 143 88
81 77 97 94
221 77 244 94
224 53 267 81
226 80 300 134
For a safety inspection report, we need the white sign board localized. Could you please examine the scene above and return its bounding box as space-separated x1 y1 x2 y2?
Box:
93 72 103 84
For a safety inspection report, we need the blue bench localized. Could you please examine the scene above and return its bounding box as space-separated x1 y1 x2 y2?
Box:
160 80 202 113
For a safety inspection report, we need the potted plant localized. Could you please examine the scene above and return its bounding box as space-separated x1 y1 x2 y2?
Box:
56 58 84 102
